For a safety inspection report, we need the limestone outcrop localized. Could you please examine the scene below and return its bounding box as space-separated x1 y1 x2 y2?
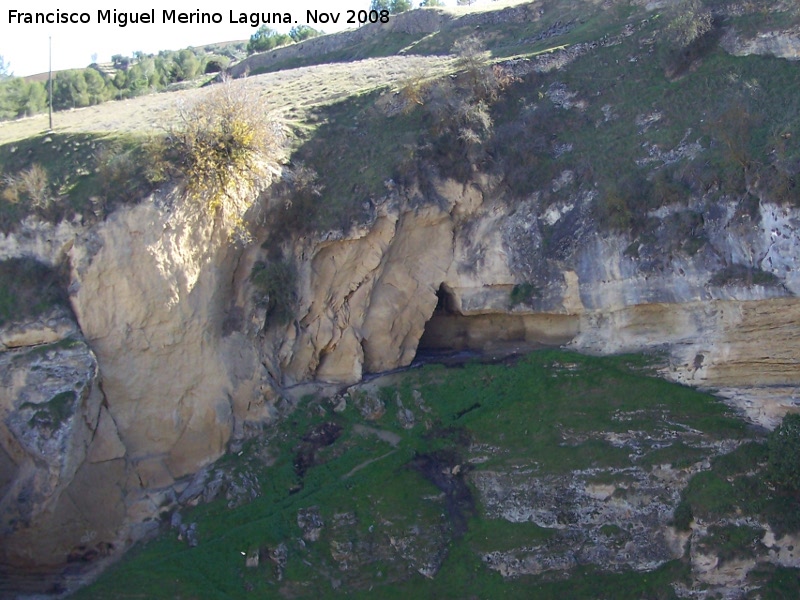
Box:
0 308 128 571
261 182 800 433
0 190 277 580
721 25 800 61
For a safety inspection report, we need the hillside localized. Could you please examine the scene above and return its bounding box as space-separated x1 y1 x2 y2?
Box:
2 0 800 597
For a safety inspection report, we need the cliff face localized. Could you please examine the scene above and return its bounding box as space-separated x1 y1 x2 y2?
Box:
1 0 800 587
4 163 799 580
0 192 276 575
0 311 118 569
262 181 800 429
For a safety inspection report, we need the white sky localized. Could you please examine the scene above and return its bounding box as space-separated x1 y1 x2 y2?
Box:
0 0 404 76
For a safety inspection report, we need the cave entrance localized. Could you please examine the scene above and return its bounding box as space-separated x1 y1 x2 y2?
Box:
417 283 465 357
417 283 580 358
434 282 457 315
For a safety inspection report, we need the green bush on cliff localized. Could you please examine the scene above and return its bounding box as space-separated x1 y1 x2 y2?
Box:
768 413 800 492
157 76 283 237
0 258 69 326
251 259 297 324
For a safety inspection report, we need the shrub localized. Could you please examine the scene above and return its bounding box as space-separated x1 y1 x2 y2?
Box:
509 282 540 307
425 78 494 176
672 501 693 531
709 265 781 288
160 76 283 237
397 68 431 112
94 141 159 207
768 413 800 492
1 164 56 211
665 0 713 49
595 187 632 232
251 259 297 325
453 36 491 101
0 258 69 326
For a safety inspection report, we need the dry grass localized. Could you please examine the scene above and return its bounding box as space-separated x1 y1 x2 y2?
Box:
0 56 455 145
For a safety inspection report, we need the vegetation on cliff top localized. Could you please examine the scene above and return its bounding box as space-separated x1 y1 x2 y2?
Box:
3 0 798 244
262 0 800 241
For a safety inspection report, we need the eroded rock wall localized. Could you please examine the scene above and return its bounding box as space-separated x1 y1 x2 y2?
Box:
0 188 277 576
0 309 128 570
263 180 800 432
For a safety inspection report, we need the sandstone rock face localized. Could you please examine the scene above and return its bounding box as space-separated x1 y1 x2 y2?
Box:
1 189 276 578
67 195 279 486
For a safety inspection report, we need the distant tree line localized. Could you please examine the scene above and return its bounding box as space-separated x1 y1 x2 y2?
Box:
0 45 244 121
246 25 325 55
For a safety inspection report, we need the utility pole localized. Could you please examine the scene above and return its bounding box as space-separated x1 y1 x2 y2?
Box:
48 36 53 131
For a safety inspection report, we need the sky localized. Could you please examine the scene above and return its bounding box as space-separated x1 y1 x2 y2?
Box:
0 0 393 77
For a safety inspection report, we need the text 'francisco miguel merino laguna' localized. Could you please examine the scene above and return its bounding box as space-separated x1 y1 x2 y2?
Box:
5 9 367 28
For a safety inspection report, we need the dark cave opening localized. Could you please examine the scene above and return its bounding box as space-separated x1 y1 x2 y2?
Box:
416 283 579 358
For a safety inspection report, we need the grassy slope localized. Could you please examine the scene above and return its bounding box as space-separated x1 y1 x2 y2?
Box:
3 1 798 235
76 350 767 599
272 0 800 236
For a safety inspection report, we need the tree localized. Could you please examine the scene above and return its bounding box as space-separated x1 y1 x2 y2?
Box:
289 25 324 43
390 0 412 13
52 70 90 110
83 69 108 105
0 55 11 80
173 49 200 82
247 26 291 55
16 80 47 116
370 0 411 14
768 413 800 492
420 0 445 6
111 54 130 70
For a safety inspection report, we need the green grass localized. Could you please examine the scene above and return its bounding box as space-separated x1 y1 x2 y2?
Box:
675 441 800 537
747 565 800 599
274 89 424 233
0 132 152 231
697 524 766 563
76 349 766 599
467 517 555 552
251 32 432 76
